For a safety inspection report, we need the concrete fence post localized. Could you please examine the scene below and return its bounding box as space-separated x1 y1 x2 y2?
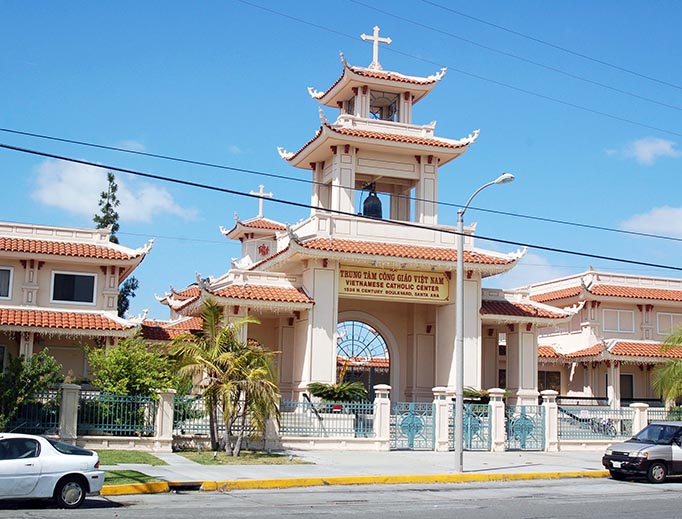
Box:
58 384 80 444
373 384 391 450
629 403 649 435
488 388 506 452
541 390 559 452
154 389 176 452
432 386 450 452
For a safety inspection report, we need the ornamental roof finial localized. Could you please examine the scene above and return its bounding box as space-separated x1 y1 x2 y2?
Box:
360 26 392 71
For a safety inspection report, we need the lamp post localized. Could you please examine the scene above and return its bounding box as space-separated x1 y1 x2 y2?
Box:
454 172 514 472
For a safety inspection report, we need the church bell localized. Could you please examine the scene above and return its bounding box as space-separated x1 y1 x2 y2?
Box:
363 188 382 219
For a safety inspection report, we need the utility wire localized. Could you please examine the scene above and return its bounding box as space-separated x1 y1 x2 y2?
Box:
350 0 682 113
3 126 682 245
238 0 682 139
420 0 682 92
2 142 681 273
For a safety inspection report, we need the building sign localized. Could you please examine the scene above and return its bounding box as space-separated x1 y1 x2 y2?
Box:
339 266 449 303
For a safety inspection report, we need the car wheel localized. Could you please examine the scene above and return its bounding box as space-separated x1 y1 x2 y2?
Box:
647 462 667 484
54 476 86 508
609 470 627 481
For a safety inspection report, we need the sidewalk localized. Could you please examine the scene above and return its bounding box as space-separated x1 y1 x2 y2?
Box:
100 449 609 495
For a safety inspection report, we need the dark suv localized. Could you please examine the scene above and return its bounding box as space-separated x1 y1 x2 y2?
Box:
603 421 682 483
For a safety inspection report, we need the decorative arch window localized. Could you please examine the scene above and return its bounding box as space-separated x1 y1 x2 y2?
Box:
369 90 400 122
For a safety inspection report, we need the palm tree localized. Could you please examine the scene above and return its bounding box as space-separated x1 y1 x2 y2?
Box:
218 339 280 456
171 299 280 455
170 299 258 451
652 328 682 406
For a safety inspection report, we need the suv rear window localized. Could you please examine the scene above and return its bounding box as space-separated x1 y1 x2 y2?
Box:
47 439 94 456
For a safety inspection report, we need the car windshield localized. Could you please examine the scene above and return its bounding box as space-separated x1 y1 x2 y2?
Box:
632 424 681 445
47 439 94 456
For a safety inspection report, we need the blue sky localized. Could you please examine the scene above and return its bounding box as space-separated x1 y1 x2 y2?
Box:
3 1 682 319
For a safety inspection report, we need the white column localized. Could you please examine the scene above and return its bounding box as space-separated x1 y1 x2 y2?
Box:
629 403 649 434
488 388 506 452
373 384 391 450
541 390 559 452
58 384 80 444
153 389 176 452
608 363 621 409
432 386 450 452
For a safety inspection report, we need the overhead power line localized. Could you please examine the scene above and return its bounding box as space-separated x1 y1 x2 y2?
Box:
3 126 682 244
238 1 682 139
3 127 682 245
350 0 682 113
420 0 682 92
2 142 681 273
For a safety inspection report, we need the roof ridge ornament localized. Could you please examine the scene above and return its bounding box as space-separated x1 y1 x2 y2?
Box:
360 25 392 71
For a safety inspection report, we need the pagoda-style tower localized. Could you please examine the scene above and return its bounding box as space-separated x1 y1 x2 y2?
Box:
278 26 478 226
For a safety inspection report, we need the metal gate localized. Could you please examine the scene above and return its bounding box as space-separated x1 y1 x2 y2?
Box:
505 405 545 450
449 403 491 451
390 402 435 450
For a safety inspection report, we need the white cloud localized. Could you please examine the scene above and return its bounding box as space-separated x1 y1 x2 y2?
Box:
614 137 682 165
32 159 197 223
486 252 574 290
621 206 682 238
118 140 146 152
227 144 243 154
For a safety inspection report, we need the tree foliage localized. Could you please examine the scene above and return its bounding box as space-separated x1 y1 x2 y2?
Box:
307 360 368 403
93 172 121 242
0 350 62 430
87 334 175 396
652 328 682 404
171 299 280 455
92 171 138 317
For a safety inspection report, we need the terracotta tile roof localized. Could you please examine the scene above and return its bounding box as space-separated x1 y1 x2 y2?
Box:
538 346 560 358
0 237 141 261
0 308 131 331
531 286 582 303
337 356 390 368
142 316 202 341
239 218 286 231
300 238 514 265
562 344 604 359
330 126 470 150
609 341 682 359
351 68 439 85
590 284 682 302
211 285 312 304
286 124 474 163
480 300 569 319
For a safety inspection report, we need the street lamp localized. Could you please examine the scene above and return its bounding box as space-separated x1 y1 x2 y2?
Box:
454 172 514 472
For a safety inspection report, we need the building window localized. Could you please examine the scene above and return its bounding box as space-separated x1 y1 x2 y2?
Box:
602 309 635 333
498 369 506 389
657 312 682 335
345 96 355 116
51 272 96 304
538 370 561 392
0 268 11 299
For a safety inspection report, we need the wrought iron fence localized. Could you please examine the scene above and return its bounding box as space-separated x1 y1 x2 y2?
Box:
280 400 375 438
506 405 545 450
449 403 491 451
5 389 61 434
390 402 434 450
78 392 157 436
558 406 633 440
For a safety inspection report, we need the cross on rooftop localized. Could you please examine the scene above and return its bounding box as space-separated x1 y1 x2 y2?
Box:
249 184 273 217
360 25 392 71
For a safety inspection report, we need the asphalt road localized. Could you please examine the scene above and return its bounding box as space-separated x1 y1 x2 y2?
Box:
1 478 680 518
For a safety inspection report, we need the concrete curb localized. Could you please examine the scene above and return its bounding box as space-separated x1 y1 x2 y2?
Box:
101 470 609 496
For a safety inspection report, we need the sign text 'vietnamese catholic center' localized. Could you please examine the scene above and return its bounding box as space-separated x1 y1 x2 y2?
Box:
338 266 450 303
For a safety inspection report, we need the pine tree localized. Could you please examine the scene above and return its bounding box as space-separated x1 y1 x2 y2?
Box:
93 172 138 316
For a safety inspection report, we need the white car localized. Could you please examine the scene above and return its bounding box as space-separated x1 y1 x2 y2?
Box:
0 433 104 508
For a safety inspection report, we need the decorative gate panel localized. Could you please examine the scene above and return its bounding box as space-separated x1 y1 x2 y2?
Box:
505 405 545 450
390 402 435 450
449 403 491 451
